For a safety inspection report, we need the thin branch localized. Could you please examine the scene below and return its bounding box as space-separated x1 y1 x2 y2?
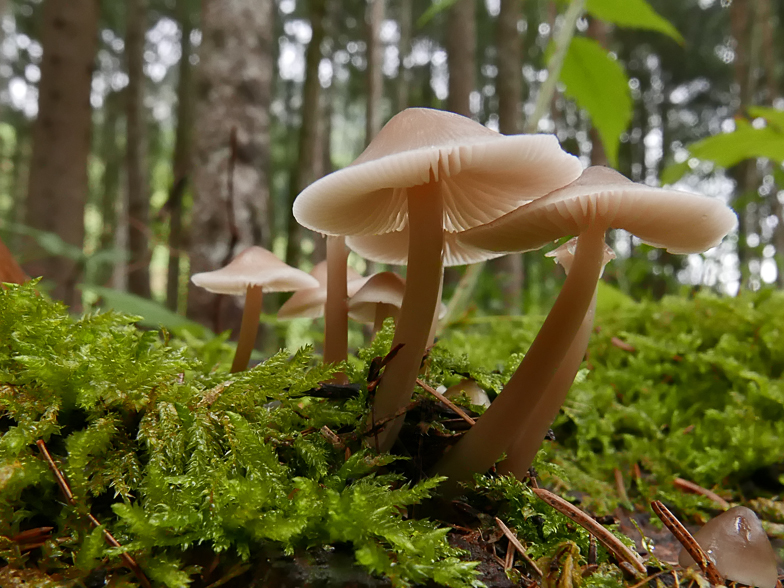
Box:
36 440 152 588
494 517 543 577
533 487 646 575
416 378 475 426
650 500 724 585
672 478 731 510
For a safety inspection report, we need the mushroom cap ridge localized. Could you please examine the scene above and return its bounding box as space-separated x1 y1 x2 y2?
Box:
191 246 319 295
459 166 739 255
293 108 583 237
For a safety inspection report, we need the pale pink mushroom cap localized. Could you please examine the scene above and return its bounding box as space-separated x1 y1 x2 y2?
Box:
679 506 778 588
191 246 319 295
347 227 503 266
459 166 739 255
293 108 583 237
346 271 446 323
277 260 368 319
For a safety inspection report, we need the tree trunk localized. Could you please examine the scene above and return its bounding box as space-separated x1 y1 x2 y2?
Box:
395 0 412 112
489 0 524 314
166 0 196 311
187 0 274 330
284 0 327 270
24 0 98 305
587 17 610 167
97 90 123 286
366 0 385 143
446 0 476 118
125 0 151 298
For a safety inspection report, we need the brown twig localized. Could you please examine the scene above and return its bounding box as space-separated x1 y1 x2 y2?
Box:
416 378 475 426
494 517 542 577
614 468 630 505
650 500 724 585
610 336 635 352
533 488 646 575
672 478 731 510
36 440 152 588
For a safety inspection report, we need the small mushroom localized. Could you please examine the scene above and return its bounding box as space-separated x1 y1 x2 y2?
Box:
435 166 737 488
294 108 582 451
277 260 367 320
679 506 778 588
191 246 319 373
443 379 491 408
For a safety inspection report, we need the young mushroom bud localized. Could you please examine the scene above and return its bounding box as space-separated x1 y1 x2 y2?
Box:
191 246 319 373
679 506 778 588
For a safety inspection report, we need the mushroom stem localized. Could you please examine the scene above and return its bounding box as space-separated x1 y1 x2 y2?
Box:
324 235 349 382
373 181 444 451
433 225 606 490
230 284 264 373
498 286 597 478
373 303 397 334
427 269 444 347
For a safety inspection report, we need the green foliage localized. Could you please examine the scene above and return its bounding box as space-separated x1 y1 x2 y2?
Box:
0 283 480 587
586 0 683 44
662 109 784 184
559 37 632 167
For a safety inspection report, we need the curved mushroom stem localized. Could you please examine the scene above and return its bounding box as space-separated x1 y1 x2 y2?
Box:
433 225 606 493
498 286 597 478
325 235 349 383
230 285 264 373
373 182 444 451
427 269 444 347
373 303 397 334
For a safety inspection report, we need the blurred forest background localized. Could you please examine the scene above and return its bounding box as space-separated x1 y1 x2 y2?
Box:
0 0 783 336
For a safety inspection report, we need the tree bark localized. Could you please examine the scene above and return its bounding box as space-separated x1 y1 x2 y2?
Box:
125 0 151 298
395 0 412 112
284 0 327 270
490 0 524 314
97 90 123 286
166 0 196 310
24 0 98 305
366 0 385 143
446 0 476 118
187 0 274 330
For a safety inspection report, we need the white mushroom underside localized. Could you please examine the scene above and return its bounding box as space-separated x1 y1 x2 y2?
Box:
294 135 582 236
461 184 739 255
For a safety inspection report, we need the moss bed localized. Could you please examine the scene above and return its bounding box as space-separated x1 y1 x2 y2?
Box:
1 281 783 587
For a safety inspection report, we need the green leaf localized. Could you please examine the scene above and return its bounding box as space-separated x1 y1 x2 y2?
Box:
661 124 784 184
747 106 784 131
560 37 632 167
417 0 458 28
586 0 684 44
79 284 210 335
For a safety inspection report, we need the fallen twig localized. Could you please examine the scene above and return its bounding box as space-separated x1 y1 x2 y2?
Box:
650 500 724 585
416 378 475 426
494 517 542 577
36 440 152 588
533 487 646 575
672 478 730 510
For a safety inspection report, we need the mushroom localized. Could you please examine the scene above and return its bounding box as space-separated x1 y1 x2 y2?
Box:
443 379 491 408
277 260 368 320
0 235 27 285
498 238 615 478
679 506 778 588
434 166 738 487
294 108 582 450
347 271 448 335
191 246 319 373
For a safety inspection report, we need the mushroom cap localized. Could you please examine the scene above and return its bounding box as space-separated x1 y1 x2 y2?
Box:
293 108 583 237
444 379 491 408
347 271 447 323
277 261 367 319
346 226 503 266
191 246 319 295
679 506 778 588
459 166 739 255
